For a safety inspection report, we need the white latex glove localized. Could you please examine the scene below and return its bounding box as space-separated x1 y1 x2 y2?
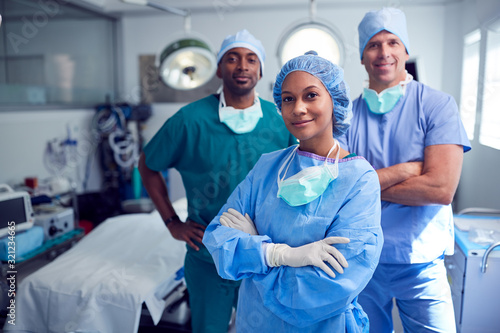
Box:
219 208 258 235
267 237 350 278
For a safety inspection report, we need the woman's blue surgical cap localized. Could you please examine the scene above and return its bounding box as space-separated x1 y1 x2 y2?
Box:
217 29 266 75
358 7 410 60
273 51 352 138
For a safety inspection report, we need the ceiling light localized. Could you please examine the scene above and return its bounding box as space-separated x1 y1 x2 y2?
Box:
277 0 345 67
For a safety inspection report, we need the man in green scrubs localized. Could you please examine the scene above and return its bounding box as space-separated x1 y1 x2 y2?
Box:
138 29 295 333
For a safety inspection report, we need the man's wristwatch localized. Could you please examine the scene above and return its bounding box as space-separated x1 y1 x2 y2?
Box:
164 215 180 225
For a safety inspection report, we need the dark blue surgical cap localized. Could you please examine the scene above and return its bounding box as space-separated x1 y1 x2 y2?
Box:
273 51 352 138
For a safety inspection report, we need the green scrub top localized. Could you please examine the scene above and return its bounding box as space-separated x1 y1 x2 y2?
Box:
143 94 295 261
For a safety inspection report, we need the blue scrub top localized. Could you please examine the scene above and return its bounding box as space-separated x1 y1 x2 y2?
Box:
203 146 383 332
338 80 471 264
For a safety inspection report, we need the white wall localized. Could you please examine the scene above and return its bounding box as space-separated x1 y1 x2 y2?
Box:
453 0 500 212
0 103 188 200
0 109 102 193
4 1 498 211
0 16 115 193
119 3 449 103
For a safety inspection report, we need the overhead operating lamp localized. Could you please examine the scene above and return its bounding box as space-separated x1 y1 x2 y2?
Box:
277 0 345 67
121 0 217 90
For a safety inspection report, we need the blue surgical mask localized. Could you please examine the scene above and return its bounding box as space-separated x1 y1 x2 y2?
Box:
362 73 413 115
219 89 263 134
277 141 340 207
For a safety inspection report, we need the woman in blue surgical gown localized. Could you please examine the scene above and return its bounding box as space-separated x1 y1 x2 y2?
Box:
203 51 383 333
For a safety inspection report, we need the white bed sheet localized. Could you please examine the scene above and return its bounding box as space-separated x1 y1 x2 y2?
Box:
4 209 187 333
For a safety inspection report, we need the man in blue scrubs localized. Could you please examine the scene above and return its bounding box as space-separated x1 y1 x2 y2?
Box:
338 7 471 333
138 29 295 333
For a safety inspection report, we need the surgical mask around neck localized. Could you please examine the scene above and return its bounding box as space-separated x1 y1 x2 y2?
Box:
218 89 263 134
277 141 340 207
362 73 413 115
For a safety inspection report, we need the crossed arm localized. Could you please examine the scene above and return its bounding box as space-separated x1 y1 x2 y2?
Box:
377 144 464 206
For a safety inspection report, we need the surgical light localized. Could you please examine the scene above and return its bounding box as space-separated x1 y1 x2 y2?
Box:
121 0 217 91
158 38 217 91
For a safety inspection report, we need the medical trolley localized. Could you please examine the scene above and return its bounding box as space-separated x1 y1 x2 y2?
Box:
445 214 500 333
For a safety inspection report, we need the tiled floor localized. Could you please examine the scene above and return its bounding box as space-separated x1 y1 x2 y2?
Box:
392 299 404 332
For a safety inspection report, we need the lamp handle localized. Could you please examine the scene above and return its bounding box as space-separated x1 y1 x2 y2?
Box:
184 12 191 35
309 0 316 22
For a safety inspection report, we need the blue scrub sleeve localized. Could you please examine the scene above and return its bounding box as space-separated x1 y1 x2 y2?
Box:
203 169 273 279
423 93 471 152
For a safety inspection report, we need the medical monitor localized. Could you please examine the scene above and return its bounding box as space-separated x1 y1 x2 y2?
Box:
0 184 34 238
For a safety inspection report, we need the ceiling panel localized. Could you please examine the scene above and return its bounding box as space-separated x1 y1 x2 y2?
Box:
78 0 463 15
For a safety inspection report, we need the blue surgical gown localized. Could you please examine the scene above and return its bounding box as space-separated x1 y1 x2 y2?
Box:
203 146 383 332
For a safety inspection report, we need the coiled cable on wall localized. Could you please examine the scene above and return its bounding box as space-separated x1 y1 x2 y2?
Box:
91 104 139 169
83 105 135 190
108 130 139 169
91 105 127 138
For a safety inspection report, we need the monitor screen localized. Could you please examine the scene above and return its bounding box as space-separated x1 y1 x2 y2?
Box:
0 197 27 229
